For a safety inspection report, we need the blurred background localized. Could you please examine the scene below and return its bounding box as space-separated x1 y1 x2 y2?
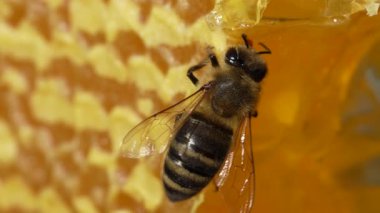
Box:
1 0 380 212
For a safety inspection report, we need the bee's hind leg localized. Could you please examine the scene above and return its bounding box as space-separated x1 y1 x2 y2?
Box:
212 179 221 192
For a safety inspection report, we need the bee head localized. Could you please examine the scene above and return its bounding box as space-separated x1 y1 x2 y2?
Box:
224 34 271 83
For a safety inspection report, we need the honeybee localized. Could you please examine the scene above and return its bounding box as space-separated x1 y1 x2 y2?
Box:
121 34 271 212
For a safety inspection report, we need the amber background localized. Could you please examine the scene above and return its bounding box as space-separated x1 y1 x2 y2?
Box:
1 0 380 213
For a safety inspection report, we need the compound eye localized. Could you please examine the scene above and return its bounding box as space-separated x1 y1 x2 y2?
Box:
225 48 242 67
248 63 267 82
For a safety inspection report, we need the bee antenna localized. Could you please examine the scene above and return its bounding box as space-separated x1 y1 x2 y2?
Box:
241 34 252 49
256 42 272 55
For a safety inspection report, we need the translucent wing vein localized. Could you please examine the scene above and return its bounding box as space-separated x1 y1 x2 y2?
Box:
120 86 208 158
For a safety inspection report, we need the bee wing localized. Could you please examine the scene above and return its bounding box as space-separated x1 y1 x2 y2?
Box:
120 86 208 158
213 116 256 213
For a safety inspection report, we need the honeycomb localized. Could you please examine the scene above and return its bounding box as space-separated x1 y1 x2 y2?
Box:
1 0 380 212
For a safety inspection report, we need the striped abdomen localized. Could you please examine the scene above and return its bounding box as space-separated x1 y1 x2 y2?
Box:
163 112 233 201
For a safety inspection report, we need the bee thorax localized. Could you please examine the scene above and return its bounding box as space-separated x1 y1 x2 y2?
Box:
211 77 254 118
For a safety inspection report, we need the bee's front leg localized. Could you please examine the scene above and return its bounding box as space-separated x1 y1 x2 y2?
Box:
208 52 219 68
187 63 206 85
187 48 220 85
250 110 258 118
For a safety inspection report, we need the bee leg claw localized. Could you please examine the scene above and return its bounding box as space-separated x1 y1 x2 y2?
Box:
251 111 258 118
